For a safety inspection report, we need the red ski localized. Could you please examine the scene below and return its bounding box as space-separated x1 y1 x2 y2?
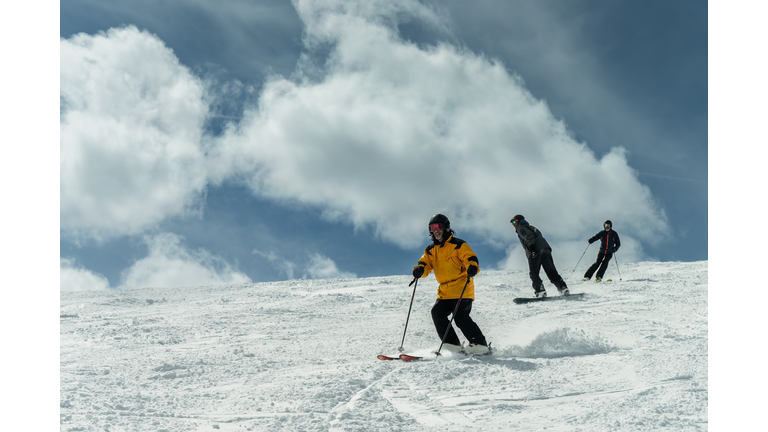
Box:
377 355 401 360
375 353 424 361
399 354 423 362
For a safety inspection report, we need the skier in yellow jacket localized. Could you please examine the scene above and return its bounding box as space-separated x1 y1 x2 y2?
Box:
412 214 489 355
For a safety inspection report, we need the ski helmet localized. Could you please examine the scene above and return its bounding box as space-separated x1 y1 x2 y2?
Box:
604 220 613 229
429 213 450 231
510 214 525 224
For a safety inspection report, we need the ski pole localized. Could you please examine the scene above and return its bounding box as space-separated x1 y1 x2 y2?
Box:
398 278 419 352
572 243 591 274
435 276 471 357
613 253 622 281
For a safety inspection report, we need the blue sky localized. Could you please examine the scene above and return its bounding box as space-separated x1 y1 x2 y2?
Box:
57 0 709 290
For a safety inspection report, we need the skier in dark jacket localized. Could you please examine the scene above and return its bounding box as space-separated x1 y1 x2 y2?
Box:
583 220 621 282
510 215 569 298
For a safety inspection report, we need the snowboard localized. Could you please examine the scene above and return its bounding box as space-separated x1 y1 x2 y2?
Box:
513 292 585 304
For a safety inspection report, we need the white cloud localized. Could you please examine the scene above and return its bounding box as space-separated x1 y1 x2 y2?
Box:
210 0 669 263
60 234 253 291
59 1 672 271
252 249 355 280
60 258 111 292
60 26 209 241
304 253 356 279
118 233 251 289
252 248 298 280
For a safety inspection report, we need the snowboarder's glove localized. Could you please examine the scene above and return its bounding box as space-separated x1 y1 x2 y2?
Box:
467 265 478 277
412 266 425 278
530 251 538 259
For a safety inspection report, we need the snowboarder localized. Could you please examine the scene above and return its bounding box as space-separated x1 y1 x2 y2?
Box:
510 215 569 298
412 214 489 355
583 220 621 282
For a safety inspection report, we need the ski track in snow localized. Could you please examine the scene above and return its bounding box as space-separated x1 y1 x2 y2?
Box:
60 261 708 431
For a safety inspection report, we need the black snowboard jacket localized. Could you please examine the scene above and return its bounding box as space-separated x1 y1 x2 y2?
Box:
515 220 551 259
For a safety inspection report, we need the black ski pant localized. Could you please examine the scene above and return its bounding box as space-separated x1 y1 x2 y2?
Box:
529 248 567 292
431 298 487 347
585 251 613 280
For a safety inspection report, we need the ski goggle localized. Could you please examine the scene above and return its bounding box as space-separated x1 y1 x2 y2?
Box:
511 219 519 225
604 224 611 229
429 223 444 233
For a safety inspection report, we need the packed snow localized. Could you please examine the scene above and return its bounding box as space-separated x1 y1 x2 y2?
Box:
60 260 707 431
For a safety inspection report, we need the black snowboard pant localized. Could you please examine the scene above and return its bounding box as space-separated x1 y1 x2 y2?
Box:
529 248 567 293
584 251 613 280
431 298 487 347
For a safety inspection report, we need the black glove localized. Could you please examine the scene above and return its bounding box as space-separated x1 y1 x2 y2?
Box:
612 247 617 253
588 239 595 244
530 251 538 259
412 266 424 278
467 265 478 277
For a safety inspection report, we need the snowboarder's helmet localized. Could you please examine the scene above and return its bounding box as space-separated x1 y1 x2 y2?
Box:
429 213 450 232
604 220 613 229
510 214 525 224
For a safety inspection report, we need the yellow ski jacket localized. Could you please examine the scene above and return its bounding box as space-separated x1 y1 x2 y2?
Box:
414 234 479 300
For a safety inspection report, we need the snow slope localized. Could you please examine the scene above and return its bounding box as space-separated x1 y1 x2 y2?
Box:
60 260 707 431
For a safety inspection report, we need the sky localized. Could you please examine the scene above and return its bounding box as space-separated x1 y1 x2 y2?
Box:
56 0 710 291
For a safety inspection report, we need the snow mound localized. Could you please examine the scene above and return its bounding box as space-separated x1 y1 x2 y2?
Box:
501 327 615 358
